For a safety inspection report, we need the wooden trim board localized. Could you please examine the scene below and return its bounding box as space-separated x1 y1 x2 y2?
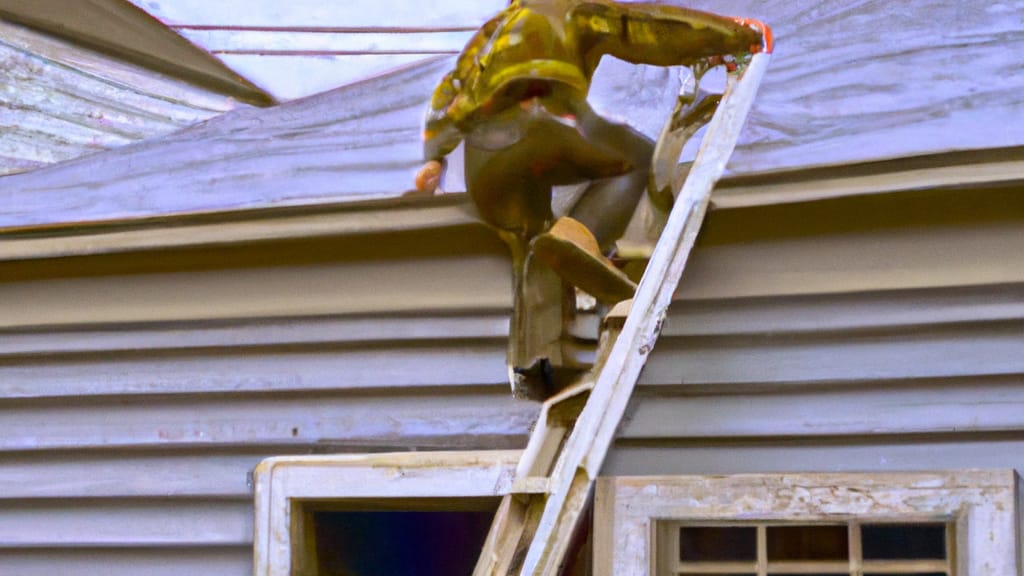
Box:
252 450 521 576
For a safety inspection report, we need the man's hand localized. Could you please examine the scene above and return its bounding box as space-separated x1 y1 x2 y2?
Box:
414 160 445 193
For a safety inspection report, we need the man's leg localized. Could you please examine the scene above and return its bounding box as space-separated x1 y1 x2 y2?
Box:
567 101 655 252
464 100 642 305
524 100 650 305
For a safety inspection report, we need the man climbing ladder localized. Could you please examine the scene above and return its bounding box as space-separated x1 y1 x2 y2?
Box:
416 3 772 573
416 0 769 398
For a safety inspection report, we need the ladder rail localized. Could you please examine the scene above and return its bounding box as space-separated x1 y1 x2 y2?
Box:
521 51 773 575
472 49 772 576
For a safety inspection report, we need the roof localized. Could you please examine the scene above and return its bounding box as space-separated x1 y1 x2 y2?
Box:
2 0 1023 233
0 19 249 177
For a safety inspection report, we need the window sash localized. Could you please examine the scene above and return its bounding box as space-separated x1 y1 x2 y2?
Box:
660 520 954 575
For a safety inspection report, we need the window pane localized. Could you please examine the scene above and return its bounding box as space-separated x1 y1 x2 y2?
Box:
313 509 495 576
767 525 848 560
679 526 757 561
862 523 946 560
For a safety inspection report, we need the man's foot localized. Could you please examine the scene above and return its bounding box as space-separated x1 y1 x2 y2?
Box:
531 217 637 305
511 357 587 400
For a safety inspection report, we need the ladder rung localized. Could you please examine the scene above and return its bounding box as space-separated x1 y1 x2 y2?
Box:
511 476 552 495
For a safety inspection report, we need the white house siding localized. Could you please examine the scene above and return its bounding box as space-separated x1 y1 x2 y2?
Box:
606 183 1024 479
3 179 1021 575
0 223 537 575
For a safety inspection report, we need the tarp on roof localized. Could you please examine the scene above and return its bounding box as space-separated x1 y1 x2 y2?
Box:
3 0 1023 230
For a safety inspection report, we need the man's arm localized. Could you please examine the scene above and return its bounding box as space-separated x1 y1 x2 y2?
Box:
570 1 770 75
423 71 465 162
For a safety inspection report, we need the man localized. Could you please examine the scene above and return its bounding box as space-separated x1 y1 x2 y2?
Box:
416 0 768 391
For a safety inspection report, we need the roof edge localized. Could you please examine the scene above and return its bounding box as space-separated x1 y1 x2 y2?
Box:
715 146 1024 209
0 193 481 262
4 145 1021 263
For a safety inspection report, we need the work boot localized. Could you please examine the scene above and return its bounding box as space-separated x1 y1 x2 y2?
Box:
531 217 637 305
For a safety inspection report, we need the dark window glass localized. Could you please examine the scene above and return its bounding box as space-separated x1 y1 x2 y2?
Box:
862 523 946 560
313 509 495 576
864 569 942 573
767 525 848 560
679 526 757 561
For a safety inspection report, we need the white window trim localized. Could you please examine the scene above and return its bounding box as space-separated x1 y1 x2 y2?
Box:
595 470 1019 576
252 450 520 576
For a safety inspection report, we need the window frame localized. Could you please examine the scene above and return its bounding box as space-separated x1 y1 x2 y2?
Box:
594 470 1019 576
252 450 520 576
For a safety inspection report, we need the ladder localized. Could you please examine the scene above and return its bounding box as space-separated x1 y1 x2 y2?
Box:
473 41 773 576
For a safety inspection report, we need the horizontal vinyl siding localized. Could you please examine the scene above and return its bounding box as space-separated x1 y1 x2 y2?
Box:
1 389 534 452
0 231 533 574
606 188 1024 477
5 183 1020 573
0 450 269 499
674 218 1024 300
0 225 511 328
609 301 1024 473
1 548 249 576
0 499 252 547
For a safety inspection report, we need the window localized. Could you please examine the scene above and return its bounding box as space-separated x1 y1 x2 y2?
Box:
594 471 1019 576
252 450 520 576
